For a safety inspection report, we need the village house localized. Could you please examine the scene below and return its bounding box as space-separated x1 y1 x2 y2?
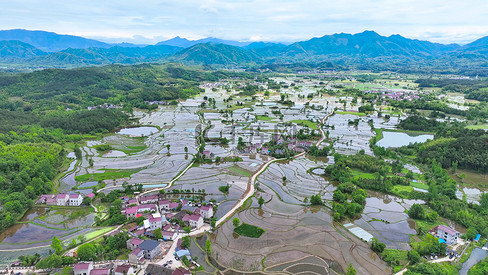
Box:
128 247 145 264
138 239 162 259
162 230 178 241
173 268 191 275
159 200 170 211
199 205 214 219
144 213 167 231
74 262 93 275
56 194 69 206
436 225 460 245
89 268 111 275
36 194 54 204
201 150 214 159
140 194 159 204
189 214 204 229
114 264 134 275
68 194 83 206
126 238 144 250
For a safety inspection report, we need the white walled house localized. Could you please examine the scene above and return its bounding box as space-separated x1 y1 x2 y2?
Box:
68 194 83 206
74 262 93 275
189 214 204 229
56 194 68 206
200 205 214 219
437 225 460 245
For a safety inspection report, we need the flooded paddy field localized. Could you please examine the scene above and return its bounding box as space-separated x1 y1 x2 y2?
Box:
210 184 391 274
349 193 423 250
326 114 374 155
257 156 332 205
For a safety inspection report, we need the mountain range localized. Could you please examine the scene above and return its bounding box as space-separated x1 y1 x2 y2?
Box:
0 29 488 74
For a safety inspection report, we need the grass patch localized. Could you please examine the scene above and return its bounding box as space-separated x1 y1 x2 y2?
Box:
84 227 115 241
466 124 488 130
289 119 318 130
410 181 429 190
234 223 265 238
75 169 139 182
391 185 414 198
118 145 147 155
449 169 488 191
335 111 366 116
351 169 375 179
382 249 409 273
256 115 273 121
228 166 251 177
460 242 475 263
375 128 383 140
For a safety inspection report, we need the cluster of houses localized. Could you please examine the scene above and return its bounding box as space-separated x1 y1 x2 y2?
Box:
74 262 134 275
36 193 94 206
119 194 214 264
144 101 170 105
364 90 422 102
87 103 122 111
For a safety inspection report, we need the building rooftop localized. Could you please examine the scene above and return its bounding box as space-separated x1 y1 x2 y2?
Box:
139 239 160 251
74 263 91 270
438 224 459 235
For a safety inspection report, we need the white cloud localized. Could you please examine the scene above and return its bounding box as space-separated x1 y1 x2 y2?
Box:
0 0 487 44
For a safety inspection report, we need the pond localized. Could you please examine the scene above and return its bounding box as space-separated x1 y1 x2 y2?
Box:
117 126 159 137
376 131 434 148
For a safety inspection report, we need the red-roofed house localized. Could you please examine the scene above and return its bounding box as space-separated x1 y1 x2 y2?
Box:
86 193 95 199
173 267 191 275
159 200 170 211
129 247 144 264
437 225 460 245
74 262 93 275
162 230 177 241
189 214 203 229
126 238 144 250
90 268 110 275
138 204 158 213
200 205 214 219
36 194 54 204
56 194 68 205
124 206 138 218
68 194 83 206
114 264 134 275
140 194 159 204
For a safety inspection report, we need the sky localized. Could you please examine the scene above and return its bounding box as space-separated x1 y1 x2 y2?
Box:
1 0 488 45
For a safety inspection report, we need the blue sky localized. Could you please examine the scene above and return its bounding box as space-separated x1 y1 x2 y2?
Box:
2 0 488 44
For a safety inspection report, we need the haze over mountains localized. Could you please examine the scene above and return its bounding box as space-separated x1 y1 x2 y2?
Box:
0 29 488 74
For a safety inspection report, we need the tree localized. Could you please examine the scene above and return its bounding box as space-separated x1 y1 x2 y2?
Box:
184 146 188 154
233 218 240 227
77 243 96 261
154 228 162 240
166 144 171 152
282 176 287 182
346 264 357 275
205 239 212 254
258 197 265 208
408 204 426 220
464 227 478 240
51 236 63 255
181 236 191 249
371 238 386 253
82 196 92 206
184 226 191 234
310 194 323 205
408 250 421 264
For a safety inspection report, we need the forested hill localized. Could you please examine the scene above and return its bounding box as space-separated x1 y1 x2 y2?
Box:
2 30 488 74
0 63 251 232
0 63 240 111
